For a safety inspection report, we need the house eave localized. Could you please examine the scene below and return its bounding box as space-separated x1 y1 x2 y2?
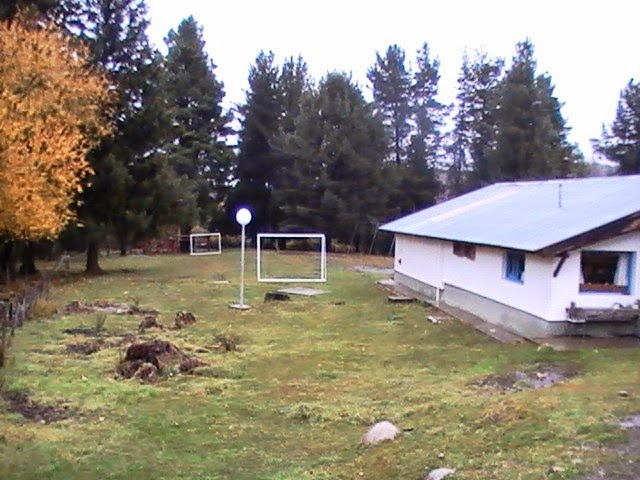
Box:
535 211 640 256
386 211 640 257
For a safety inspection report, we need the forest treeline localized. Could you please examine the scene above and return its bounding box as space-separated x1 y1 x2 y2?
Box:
1 0 638 274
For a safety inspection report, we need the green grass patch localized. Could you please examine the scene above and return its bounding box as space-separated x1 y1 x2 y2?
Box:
1 251 639 479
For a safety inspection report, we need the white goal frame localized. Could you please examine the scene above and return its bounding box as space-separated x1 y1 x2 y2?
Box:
189 232 222 256
256 233 327 283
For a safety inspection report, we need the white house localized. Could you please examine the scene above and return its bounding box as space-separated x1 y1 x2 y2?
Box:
380 175 640 338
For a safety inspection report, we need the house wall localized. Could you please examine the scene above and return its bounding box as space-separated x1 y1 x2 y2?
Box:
443 244 554 319
395 234 555 318
394 231 640 337
549 230 640 318
394 234 445 299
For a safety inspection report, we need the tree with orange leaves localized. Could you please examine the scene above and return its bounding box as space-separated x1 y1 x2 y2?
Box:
0 14 111 242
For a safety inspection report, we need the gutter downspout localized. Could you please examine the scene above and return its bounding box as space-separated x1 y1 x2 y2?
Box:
436 240 445 306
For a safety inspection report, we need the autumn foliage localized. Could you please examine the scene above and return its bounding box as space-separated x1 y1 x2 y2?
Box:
0 15 111 240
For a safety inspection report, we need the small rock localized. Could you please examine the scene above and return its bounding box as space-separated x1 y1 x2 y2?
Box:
618 390 629 398
362 420 401 445
548 465 565 474
426 467 455 480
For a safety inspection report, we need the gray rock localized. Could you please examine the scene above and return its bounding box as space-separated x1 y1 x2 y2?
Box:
425 467 456 480
362 420 401 445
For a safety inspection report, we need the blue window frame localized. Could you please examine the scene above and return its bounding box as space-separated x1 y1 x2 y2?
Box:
504 251 525 283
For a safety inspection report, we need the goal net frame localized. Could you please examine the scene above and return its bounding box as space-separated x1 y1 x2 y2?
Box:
256 233 327 283
189 232 222 256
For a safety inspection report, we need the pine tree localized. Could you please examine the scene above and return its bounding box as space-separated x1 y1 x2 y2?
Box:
595 80 640 174
279 56 310 135
270 56 312 230
232 51 283 237
163 16 232 230
449 50 503 191
401 42 445 209
281 73 387 250
367 45 411 164
62 0 177 271
490 40 582 181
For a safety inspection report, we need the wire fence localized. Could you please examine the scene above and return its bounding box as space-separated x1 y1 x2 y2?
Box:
0 253 68 368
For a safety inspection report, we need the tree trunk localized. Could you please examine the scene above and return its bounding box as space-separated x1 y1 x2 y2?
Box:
19 241 38 275
1 241 17 282
120 240 127 256
85 239 103 274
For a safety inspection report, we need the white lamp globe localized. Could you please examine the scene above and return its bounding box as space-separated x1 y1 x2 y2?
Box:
235 208 252 226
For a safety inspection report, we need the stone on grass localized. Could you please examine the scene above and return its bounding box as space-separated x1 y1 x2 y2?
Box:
362 420 401 445
425 467 455 480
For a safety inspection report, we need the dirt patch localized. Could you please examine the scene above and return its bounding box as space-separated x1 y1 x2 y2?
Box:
62 326 101 336
116 340 207 383
62 300 158 316
574 415 640 479
475 365 579 392
66 341 102 355
1 390 79 423
104 333 137 348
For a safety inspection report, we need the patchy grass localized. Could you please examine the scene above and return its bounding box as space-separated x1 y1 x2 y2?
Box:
1 251 640 479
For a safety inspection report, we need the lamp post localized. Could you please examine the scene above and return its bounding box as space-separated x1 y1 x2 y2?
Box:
230 207 252 310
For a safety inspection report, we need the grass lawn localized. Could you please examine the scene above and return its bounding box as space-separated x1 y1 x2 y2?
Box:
1 251 640 479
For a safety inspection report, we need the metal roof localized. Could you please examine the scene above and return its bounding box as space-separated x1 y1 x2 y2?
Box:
380 175 640 252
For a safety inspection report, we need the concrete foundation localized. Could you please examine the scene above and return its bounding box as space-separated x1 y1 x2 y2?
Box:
394 272 639 338
394 272 439 302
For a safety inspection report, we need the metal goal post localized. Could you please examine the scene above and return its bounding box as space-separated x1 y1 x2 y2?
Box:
256 233 327 283
189 232 222 256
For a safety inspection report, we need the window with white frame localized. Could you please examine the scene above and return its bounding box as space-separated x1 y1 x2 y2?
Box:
580 250 633 294
504 251 525 283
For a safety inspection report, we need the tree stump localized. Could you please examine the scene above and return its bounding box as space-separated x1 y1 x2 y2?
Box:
264 292 290 302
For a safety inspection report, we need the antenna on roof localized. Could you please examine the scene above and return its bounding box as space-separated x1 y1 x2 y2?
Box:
558 183 563 208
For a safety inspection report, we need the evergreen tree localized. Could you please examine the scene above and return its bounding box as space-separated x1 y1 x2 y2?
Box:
163 16 232 230
449 50 503 191
232 51 283 237
490 40 582 181
401 42 445 210
63 0 179 271
279 56 310 135
281 73 387 250
595 80 640 174
0 0 58 20
367 45 411 164
270 56 312 230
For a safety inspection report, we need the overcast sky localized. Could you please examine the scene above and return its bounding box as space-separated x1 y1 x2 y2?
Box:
146 0 639 161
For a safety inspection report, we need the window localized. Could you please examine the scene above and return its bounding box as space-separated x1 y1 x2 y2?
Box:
580 251 633 294
504 251 525 283
453 242 476 260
